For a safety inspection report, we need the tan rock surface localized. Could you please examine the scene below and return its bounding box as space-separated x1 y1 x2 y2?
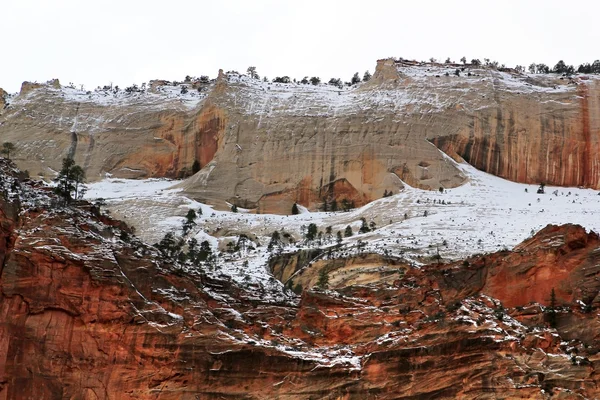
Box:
2 60 600 213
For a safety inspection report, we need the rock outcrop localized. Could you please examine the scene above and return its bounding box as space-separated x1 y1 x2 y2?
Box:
2 61 600 213
0 88 7 110
2 159 600 398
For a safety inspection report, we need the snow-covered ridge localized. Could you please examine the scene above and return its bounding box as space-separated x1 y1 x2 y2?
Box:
5 63 593 118
85 156 600 295
218 66 588 120
7 81 211 111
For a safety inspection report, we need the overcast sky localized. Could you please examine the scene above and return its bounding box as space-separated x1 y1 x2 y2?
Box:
3 0 600 93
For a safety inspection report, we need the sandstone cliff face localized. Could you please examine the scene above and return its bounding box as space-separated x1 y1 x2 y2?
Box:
0 88 7 110
2 61 600 213
0 82 219 181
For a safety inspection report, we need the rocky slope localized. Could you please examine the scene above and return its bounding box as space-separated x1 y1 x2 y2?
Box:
2 159 600 399
1 59 599 214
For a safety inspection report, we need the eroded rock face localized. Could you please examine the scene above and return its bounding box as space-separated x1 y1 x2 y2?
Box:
2 158 600 398
0 88 7 110
2 61 600 214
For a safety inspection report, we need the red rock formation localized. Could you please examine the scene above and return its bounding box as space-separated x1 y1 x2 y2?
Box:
2 160 600 398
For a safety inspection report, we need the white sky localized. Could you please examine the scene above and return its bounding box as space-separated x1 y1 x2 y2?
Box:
2 0 600 93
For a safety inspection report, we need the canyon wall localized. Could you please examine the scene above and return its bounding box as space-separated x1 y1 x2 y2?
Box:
2 161 600 398
1 61 599 213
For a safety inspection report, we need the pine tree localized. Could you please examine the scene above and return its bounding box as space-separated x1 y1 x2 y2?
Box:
156 232 182 259
268 230 281 251
336 231 343 245
54 157 86 204
317 269 329 289
344 225 353 237
1 142 15 160
198 240 212 261
231 204 238 213
182 209 197 234
363 71 372 82
305 223 318 242
291 203 300 215
351 72 361 84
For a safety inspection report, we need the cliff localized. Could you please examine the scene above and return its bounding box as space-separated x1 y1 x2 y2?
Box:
1 60 599 213
2 159 600 398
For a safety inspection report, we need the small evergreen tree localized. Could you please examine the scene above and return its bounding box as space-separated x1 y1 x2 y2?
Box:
351 72 361 85
1 142 16 160
309 76 321 85
291 203 300 215
305 223 318 242
182 209 198 234
336 230 343 245
344 225 353 237
268 230 282 251
54 157 86 204
317 269 329 289
363 70 372 82
231 204 238 213
198 240 212 262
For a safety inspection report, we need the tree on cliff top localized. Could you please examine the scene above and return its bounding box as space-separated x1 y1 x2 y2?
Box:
1 142 15 160
246 66 259 80
54 157 85 205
